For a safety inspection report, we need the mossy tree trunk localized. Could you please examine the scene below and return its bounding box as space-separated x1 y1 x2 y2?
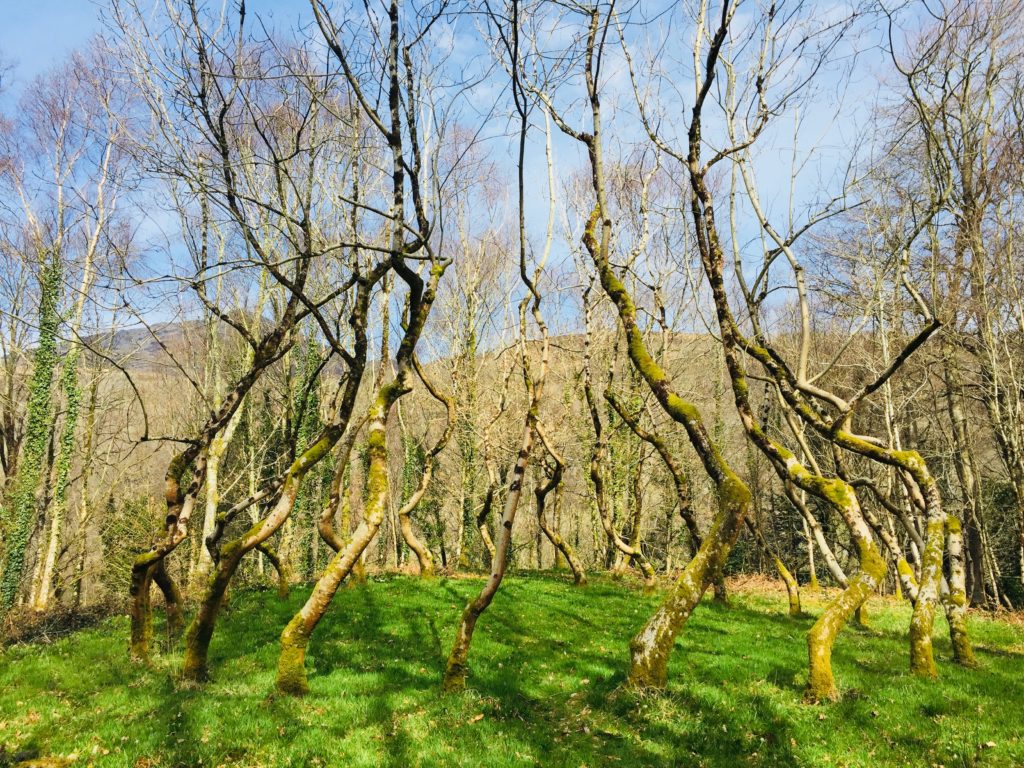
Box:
627 476 751 689
908 476 945 678
182 437 333 680
275 380 406 694
182 266 385 681
942 515 976 666
668 6 891 700
532 8 753 690
129 451 201 663
272 88 447 690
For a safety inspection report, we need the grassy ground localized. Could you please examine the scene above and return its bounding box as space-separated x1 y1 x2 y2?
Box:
1 573 1022 768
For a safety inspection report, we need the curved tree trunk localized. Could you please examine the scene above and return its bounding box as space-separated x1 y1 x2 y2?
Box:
536 495 586 585
182 433 338 680
686 103 888 700
745 517 801 617
627 476 750 688
582 303 656 590
476 486 497 571
399 509 434 577
256 543 290 599
534 424 586 586
442 228 554 692
777 558 801 617
152 558 184 638
274 204 445 692
806 542 886 700
577 189 753 690
129 456 198 664
442 402 540 692
277 381 407 694
396 358 456 577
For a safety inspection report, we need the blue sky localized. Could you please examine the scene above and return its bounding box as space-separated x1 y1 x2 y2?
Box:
0 0 331 95
0 1 903 343
0 1 102 93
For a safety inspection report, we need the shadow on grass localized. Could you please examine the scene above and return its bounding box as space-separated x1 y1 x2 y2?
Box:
3 574 1023 767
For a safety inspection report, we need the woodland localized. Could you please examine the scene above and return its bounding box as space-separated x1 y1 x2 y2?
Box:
1 0 1024 766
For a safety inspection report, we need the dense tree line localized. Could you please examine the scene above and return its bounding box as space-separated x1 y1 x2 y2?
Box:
1 0 1023 703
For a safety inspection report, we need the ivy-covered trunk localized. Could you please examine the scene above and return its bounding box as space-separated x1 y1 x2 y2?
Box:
34 220 101 611
1 258 61 611
32 343 81 611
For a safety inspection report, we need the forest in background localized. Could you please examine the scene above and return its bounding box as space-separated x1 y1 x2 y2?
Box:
0 0 1022 711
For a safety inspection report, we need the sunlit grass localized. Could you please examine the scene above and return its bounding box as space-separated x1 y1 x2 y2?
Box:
2 573 1022 767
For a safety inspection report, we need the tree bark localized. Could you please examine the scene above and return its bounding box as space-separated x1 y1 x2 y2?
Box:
534 424 586 586
277 381 408 694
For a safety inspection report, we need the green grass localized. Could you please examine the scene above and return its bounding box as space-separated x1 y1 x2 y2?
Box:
2 573 1022 767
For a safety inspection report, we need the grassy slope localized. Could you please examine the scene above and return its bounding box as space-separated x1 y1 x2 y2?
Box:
1 573 1022 768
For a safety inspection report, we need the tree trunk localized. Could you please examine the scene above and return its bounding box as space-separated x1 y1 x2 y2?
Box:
182 431 338 681
1 259 61 611
443 411 538 692
256 543 290 598
277 384 399 694
534 429 586 586
627 476 750 689
909 478 946 678
152 558 184 639
942 515 976 666
399 509 434 577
